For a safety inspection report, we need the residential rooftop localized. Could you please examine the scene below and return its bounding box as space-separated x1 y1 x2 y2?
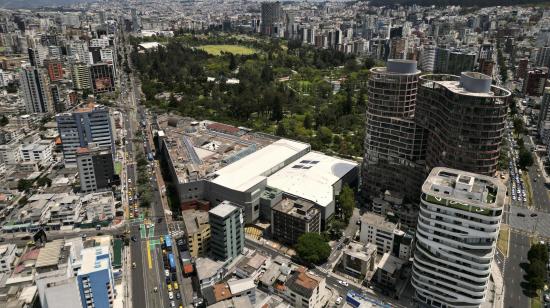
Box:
422 167 506 209
360 212 399 234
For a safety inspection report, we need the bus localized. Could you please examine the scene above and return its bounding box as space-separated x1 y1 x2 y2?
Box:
164 235 172 250
168 253 176 272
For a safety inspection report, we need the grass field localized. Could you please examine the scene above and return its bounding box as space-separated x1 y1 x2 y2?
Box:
114 161 122 175
198 44 257 56
497 224 510 257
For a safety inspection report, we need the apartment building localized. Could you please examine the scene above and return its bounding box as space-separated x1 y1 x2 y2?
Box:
284 267 327 308
359 212 404 255
416 72 510 176
76 144 115 193
77 246 116 308
209 201 244 262
412 167 505 308
363 59 426 202
271 197 321 245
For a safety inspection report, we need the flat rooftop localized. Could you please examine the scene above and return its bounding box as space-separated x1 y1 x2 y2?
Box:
211 138 310 192
80 246 110 274
361 212 398 233
272 198 319 221
157 115 275 184
267 151 357 207
209 201 239 218
182 209 209 235
422 167 506 209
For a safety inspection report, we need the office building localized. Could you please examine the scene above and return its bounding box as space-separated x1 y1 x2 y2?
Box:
416 72 510 176
261 2 282 36
77 246 116 308
271 197 321 245
523 68 548 97
90 63 115 94
182 209 211 258
76 144 116 193
20 65 53 113
412 167 505 308
56 103 115 167
71 63 92 90
209 201 244 262
363 59 427 202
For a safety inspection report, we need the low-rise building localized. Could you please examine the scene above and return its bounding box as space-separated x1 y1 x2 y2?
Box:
196 257 226 290
0 244 17 273
20 140 53 166
284 267 327 308
341 241 377 278
182 209 210 258
360 212 403 255
375 252 406 294
271 197 321 245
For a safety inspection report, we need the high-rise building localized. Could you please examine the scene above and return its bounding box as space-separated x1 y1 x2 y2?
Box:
535 46 550 68
538 88 550 149
182 209 211 258
523 68 548 97
20 65 53 113
260 2 282 36
90 63 115 94
76 143 116 193
363 59 427 201
419 45 436 73
412 167 505 308
77 246 116 308
434 47 476 75
71 63 92 90
271 197 321 245
416 72 510 176
209 201 244 262
516 58 529 80
56 103 115 167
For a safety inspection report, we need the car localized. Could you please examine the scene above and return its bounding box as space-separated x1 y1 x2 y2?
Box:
336 297 343 305
173 282 179 290
512 195 516 201
176 292 181 300
168 291 174 300
531 213 538 217
524 197 527 202
170 301 176 308
167 284 172 292
131 236 137 242
338 280 349 287
81 234 87 239
153 287 158 293
544 293 550 302
517 213 526 217
165 270 170 277
132 262 136 269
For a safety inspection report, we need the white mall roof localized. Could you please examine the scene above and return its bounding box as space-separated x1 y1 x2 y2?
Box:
267 151 358 207
211 139 309 192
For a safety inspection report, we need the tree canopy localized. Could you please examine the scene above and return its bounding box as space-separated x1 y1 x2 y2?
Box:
339 184 355 222
295 232 331 265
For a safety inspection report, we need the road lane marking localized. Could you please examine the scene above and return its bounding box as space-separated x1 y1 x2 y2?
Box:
147 240 152 269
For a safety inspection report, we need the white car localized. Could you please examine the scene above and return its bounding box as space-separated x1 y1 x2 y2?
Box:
523 197 527 202
338 280 349 287
168 291 174 300
336 297 343 305
165 270 170 277
512 195 516 201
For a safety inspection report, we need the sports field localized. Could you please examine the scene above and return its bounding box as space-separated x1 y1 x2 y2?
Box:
198 44 257 56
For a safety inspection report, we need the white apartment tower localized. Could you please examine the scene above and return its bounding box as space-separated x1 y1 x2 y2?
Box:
412 167 506 308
